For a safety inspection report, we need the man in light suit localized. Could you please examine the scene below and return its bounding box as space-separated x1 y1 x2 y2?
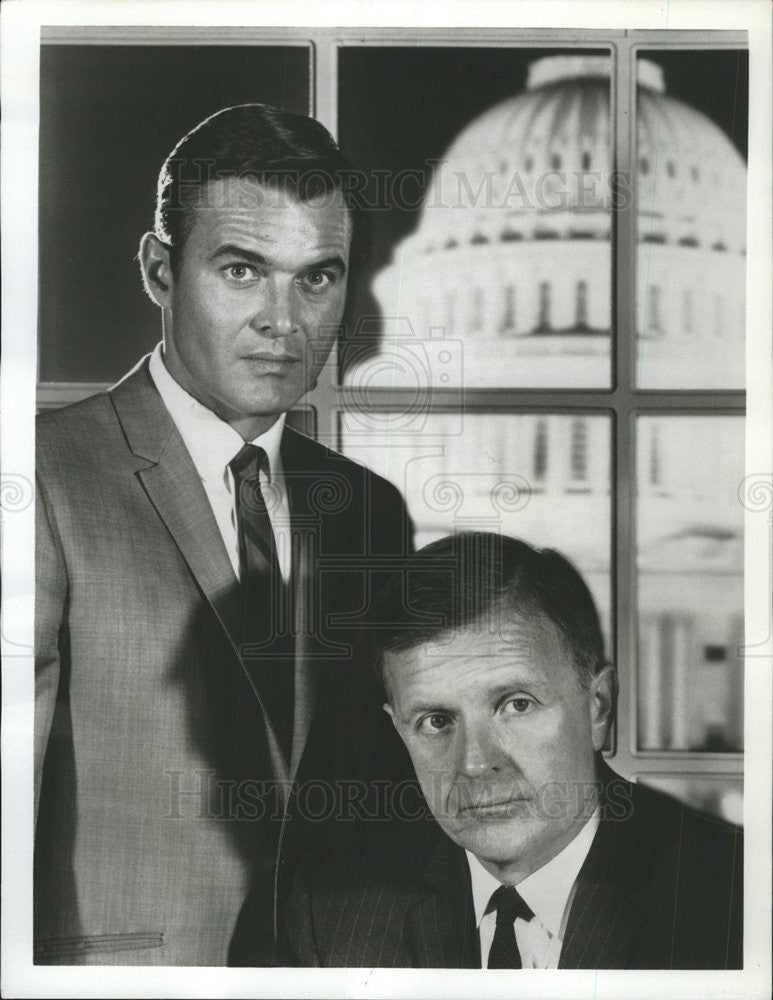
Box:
34 103 413 966
287 532 743 969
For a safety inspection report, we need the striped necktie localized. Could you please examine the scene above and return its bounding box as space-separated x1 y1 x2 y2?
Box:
229 443 294 763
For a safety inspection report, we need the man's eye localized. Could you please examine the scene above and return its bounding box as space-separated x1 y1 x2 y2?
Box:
301 270 333 291
223 263 257 283
417 712 451 735
503 697 535 716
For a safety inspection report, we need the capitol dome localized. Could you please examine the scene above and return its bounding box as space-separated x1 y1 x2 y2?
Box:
346 55 747 389
341 56 746 763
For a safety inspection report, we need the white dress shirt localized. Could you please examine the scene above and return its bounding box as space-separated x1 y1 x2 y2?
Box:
148 343 291 581
466 811 600 969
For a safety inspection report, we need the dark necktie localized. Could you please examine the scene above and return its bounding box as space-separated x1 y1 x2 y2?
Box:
229 443 294 763
486 885 534 969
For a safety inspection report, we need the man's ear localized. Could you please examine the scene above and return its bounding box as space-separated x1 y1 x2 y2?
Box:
139 232 174 308
588 664 617 752
383 702 397 730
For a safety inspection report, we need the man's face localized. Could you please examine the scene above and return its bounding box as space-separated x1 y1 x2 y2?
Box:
384 616 613 882
150 176 351 437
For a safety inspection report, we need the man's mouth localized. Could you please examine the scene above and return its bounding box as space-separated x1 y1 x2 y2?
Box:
242 353 300 364
458 795 531 818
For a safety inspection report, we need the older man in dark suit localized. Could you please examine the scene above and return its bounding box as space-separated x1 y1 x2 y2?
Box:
287 533 742 969
34 104 413 966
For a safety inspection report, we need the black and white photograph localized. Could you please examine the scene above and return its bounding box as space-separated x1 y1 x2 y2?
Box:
1 1 771 997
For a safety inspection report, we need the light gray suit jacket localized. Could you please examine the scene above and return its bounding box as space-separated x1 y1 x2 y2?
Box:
35 357 413 965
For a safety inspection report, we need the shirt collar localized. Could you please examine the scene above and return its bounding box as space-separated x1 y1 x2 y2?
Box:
148 343 286 482
465 809 600 938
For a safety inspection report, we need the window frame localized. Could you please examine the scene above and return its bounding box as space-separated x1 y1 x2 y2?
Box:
38 25 748 790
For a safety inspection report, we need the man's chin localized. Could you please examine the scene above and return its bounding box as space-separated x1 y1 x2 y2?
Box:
438 812 532 859
228 386 306 426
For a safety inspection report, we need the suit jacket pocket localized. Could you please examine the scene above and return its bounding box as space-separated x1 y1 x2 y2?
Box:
35 931 164 961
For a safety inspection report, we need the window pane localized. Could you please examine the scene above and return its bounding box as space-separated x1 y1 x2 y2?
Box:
635 52 748 388
341 411 612 647
637 773 742 825
636 416 744 751
39 44 311 382
339 48 612 389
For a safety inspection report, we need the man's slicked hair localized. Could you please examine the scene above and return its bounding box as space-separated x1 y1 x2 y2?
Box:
154 103 359 274
372 532 608 693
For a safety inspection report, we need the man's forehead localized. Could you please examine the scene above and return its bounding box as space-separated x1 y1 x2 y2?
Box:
189 175 351 230
397 614 556 656
385 616 568 685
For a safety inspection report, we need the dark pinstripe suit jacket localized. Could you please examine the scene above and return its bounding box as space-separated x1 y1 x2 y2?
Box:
286 766 743 969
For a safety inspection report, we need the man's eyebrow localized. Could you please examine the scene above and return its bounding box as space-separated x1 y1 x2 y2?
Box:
404 701 449 717
306 255 347 276
210 245 268 265
487 672 546 693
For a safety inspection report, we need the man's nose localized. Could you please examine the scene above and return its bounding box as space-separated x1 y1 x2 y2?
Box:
253 277 300 338
458 719 503 777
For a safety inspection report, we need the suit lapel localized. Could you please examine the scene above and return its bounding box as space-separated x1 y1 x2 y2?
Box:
110 367 370 785
560 772 646 969
281 429 320 780
110 360 244 652
110 361 293 781
559 865 644 968
405 830 480 968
